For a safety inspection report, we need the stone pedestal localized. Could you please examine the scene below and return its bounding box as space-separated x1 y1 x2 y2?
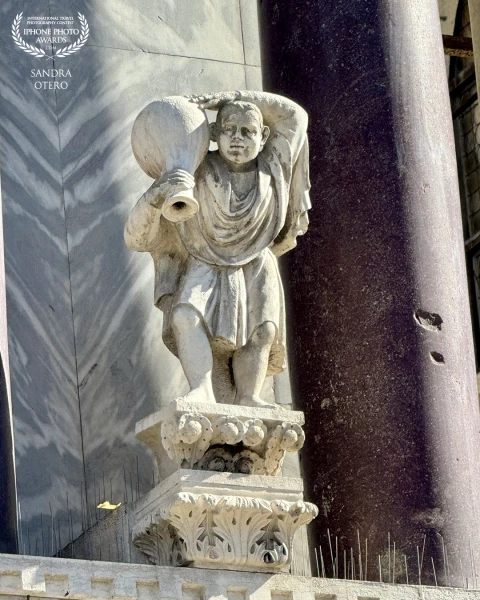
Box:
259 0 480 586
136 400 305 476
132 469 316 572
132 402 317 573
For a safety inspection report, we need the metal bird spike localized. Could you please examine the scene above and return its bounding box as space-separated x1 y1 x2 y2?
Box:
314 546 320 577
319 545 326 578
388 532 391 583
439 533 447 586
102 468 106 506
327 528 334 576
335 536 338 578
68 509 73 544
40 513 45 556
365 537 368 581
357 529 363 580
417 545 421 585
49 502 54 555
420 533 426 578
393 541 396 584
445 543 450 586
93 471 97 522
129 468 134 505
17 502 23 553
432 557 438 586
136 454 140 500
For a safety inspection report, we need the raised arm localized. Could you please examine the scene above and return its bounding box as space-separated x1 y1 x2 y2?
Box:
189 91 308 162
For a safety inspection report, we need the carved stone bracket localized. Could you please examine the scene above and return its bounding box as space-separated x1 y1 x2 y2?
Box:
132 469 318 572
136 400 305 476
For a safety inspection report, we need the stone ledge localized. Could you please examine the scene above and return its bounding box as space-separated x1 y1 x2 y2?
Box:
0 553 479 600
136 400 304 435
136 469 305 518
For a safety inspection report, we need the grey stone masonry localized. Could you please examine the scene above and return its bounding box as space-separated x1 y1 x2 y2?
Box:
2 553 480 600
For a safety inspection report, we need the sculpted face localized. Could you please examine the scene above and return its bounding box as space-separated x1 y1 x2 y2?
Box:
214 105 269 170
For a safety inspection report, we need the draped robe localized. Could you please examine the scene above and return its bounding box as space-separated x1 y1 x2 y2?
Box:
125 109 311 375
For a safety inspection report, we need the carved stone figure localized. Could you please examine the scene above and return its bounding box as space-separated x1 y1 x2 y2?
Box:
125 91 311 408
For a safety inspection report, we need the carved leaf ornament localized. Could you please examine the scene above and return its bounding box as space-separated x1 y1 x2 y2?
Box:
133 491 318 570
161 413 212 466
12 13 89 59
160 412 304 475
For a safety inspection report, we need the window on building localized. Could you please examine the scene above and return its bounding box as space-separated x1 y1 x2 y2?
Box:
449 0 480 370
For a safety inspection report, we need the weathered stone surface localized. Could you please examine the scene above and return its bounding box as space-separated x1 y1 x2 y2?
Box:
260 0 480 586
132 468 316 572
49 0 248 64
3 553 480 599
136 400 305 476
125 90 311 411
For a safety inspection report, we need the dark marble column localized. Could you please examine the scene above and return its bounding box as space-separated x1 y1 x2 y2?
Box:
259 0 480 587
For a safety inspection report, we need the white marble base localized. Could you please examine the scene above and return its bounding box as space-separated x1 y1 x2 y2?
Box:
4 552 480 600
136 400 305 475
132 469 317 572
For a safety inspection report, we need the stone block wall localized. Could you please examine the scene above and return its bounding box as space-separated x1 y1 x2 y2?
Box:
1 554 480 600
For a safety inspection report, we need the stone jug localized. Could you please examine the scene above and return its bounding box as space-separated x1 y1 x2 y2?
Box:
131 96 209 222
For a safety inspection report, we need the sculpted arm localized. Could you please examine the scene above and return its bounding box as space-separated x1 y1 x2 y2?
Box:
124 189 162 252
124 170 195 252
191 90 308 161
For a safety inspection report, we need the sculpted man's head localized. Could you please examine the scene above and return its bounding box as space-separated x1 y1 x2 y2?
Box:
211 101 270 170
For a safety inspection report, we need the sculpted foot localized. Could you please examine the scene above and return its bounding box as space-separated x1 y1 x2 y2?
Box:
180 387 216 404
237 395 275 409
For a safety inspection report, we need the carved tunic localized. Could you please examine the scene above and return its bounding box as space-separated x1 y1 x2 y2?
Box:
169 149 287 373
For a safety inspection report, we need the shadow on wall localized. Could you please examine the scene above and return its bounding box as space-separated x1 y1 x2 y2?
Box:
1 0 253 555
0 351 17 553
0 0 86 555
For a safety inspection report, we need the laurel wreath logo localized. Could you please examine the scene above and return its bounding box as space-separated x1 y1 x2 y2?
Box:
11 12 89 59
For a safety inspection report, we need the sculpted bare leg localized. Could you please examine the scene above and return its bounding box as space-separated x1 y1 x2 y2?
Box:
233 322 277 408
170 305 216 403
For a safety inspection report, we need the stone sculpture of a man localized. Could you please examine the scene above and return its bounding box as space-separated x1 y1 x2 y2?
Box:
125 91 310 408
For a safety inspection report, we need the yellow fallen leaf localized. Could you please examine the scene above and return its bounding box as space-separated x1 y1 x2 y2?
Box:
97 501 122 510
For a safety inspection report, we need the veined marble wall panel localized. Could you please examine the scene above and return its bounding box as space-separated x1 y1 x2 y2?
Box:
240 0 262 66
49 0 246 64
0 1 85 553
245 65 263 93
54 44 252 519
1 0 265 547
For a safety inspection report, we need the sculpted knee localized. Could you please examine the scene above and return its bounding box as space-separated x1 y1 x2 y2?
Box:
171 305 200 332
253 322 276 346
